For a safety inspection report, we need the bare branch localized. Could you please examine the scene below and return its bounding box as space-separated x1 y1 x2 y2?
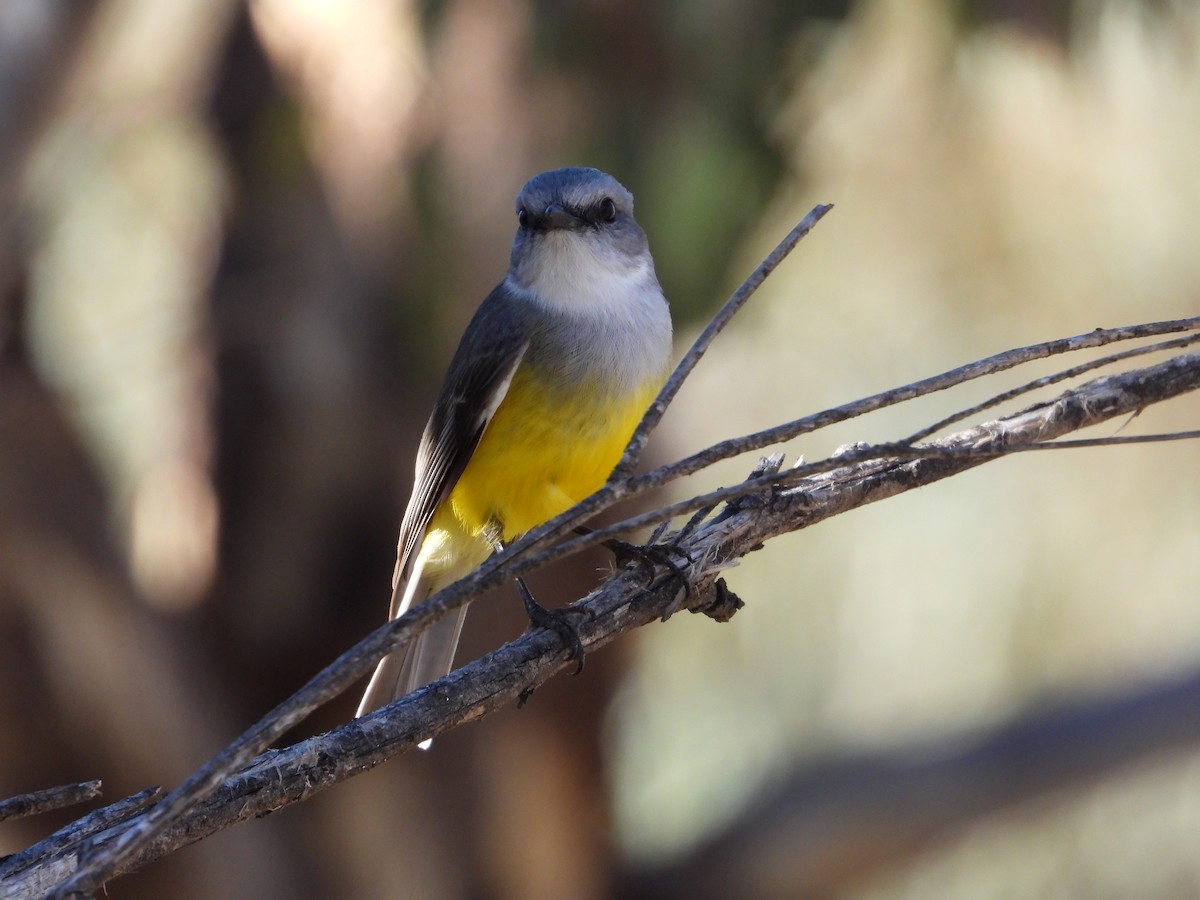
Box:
24 346 1200 898
0 789 159 896
626 316 1200 496
905 330 1200 443
0 782 102 824
614 203 835 478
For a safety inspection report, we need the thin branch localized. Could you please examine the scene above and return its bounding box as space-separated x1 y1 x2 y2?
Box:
623 316 1200 495
0 782 102 824
614 203 834 478
533 419 1200 563
28 347 1200 898
904 330 1200 443
0 789 159 891
44 627 416 898
1015 429 1200 448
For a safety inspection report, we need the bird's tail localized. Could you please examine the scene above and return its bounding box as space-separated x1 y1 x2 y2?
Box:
355 550 478 724
355 600 469 719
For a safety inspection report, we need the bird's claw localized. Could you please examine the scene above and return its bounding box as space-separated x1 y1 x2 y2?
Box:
516 576 587 675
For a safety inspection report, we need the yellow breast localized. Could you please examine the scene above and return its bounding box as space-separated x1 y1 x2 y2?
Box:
447 365 661 541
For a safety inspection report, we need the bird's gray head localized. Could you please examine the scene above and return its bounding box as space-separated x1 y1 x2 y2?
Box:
506 167 658 312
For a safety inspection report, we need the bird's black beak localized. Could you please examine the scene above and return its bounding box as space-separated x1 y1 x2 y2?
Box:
537 202 582 231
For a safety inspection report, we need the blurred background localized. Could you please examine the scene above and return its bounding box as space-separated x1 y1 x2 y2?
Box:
1 0 1199 897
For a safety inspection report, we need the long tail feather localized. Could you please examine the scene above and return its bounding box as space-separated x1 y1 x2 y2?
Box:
355 548 478 741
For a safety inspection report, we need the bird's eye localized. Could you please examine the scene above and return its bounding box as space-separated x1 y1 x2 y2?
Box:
598 197 617 223
517 207 529 228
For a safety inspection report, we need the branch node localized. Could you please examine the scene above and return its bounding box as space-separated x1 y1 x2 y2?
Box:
691 578 744 623
750 453 786 477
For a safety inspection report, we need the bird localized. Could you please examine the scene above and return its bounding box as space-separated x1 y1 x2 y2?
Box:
356 167 672 730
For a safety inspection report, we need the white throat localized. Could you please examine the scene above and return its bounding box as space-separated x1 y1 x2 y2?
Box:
511 231 659 319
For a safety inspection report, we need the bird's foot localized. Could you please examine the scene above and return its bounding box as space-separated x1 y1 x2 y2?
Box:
515 576 588 675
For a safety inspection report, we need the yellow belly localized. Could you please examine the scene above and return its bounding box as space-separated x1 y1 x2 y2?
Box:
446 366 660 542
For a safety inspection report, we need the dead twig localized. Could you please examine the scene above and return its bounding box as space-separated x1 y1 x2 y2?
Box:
23 346 1200 898
0 782 102 825
21 194 1198 896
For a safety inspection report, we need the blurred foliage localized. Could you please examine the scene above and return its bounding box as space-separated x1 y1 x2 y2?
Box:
2 0 1199 898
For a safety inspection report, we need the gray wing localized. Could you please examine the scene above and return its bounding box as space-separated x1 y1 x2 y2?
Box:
389 284 530 613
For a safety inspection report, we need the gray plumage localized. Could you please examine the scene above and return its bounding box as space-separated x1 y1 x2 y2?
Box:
356 168 671 737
